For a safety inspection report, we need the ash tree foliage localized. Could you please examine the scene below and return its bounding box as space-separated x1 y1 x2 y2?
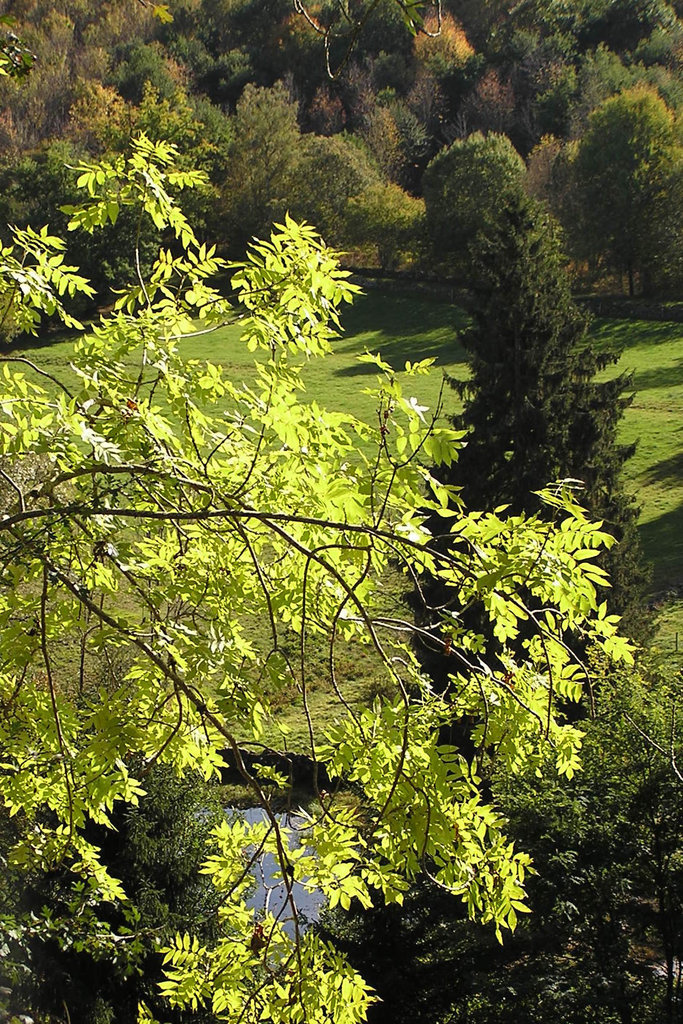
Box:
0 137 635 1023
5 766 226 1023
323 662 683 1024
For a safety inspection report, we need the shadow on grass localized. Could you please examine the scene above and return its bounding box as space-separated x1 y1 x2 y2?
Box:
642 447 683 486
633 357 683 392
2 326 78 354
640 506 683 589
334 338 469 377
590 318 683 351
335 294 470 376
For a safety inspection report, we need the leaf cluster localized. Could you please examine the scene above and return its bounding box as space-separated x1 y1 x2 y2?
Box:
0 137 636 1023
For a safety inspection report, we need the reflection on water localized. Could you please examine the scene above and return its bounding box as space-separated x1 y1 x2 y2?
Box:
233 806 326 933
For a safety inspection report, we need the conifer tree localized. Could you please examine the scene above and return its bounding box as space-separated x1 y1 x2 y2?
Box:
448 193 648 636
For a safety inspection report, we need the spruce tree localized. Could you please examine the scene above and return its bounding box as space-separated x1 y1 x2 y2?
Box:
446 193 648 639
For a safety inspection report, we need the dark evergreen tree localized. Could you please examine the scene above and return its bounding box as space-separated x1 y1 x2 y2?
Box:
321 663 682 1024
3 766 225 1024
362 193 659 1024
447 192 649 639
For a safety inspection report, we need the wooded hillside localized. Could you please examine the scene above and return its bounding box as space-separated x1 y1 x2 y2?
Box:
0 0 681 295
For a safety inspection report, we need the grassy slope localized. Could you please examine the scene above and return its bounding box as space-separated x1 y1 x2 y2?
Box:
20 292 469 435
334 299 683 600
15 295 683 588
590 318 683 591
181 290 471 427
13 293 683 717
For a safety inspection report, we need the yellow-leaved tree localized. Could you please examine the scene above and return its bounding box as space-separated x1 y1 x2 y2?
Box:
0 137 633 1023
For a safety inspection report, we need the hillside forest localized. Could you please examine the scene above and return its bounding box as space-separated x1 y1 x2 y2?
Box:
0 0 682 298
0 3 682 1024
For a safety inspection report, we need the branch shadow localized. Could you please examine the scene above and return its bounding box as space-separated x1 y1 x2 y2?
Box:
633 357 683 393
335 294 470 378
640 505 683 590
1 326 77 354
642 447 683 487
590 318 682 350
333 338 470 378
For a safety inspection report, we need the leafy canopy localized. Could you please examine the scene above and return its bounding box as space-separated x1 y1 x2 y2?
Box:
575 85 682 293
422 132 526 275
0 136 634 1023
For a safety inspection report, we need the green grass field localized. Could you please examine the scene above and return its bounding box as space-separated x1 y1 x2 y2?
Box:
337 300 683 597
14 293 683 584
590 318 683 590
11 291 683 670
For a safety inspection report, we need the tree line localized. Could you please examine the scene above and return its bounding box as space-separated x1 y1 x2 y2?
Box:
0 0 681 300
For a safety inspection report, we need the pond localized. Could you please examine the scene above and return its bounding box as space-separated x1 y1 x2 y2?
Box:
235 806 326 933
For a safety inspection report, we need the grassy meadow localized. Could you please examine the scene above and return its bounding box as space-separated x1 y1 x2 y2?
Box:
12 291 683 727
16 292 470 425
14 293 683 584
